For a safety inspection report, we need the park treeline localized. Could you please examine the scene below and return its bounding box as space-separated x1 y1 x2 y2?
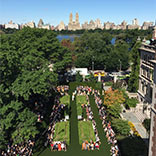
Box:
59 29 152 71
0 27 152 149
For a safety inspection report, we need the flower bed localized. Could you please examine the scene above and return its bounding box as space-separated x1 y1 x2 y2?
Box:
128 121 140 137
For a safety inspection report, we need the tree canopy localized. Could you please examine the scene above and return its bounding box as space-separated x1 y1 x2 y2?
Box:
0 27 72 149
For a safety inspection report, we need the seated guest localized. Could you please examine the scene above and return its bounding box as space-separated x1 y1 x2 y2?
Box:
82 141 86 150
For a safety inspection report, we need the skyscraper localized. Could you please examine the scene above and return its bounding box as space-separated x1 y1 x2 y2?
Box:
69 13 73 24
38 19 44 28
75 13 79 24
132 18 139 25
68 13 81 30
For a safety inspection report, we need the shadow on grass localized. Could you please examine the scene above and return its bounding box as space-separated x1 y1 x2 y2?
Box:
118 135 148 156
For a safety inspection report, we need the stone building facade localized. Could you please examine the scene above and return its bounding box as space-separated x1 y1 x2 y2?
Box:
149 58 156 156
138 37 156 117
148 26 156 156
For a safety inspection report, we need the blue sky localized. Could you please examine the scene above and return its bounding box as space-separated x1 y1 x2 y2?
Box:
0 0 156 26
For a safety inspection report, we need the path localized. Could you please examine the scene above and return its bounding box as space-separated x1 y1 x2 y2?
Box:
89 95 111 155
68 87 81 152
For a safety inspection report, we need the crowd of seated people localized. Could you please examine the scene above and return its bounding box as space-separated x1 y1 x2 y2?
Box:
74 86 101 150
45 86 69 151
94 91 119 156
57 85 69 96
50 141 67 151
82 140 100 150
1 140 35 156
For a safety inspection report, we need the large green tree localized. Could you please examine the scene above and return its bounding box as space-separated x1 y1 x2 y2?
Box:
128 41 141 92
0 27 72 149
74 31 113 70
112 119 130 136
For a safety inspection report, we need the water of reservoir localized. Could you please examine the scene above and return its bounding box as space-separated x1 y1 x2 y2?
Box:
57 34 80 42
57 34 116 45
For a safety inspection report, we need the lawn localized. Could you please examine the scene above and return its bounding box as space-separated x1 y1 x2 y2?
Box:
53 121 70 145
60 95 70 116
76 95 87 116
60 95 70 106
78 121 96 145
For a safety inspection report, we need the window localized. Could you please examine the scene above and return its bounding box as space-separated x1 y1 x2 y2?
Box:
143 54 147 61
150 69 154 81
149 87 153 100
143 68 146 77
145 85 148 95
147 69 150 79
142 82 145 93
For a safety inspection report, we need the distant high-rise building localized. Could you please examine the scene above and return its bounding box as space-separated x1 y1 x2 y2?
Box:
23 21 36 28
58 21 65 31
68 12 81 30
75 13 79 24
38 19 44 28
142 21 154 30
104 22 115 30
82 21 88 29
132 18 139 26
5 20 19 29
69 13 73 24
88 20 95 30
37 19 50 30
126 18 140 30
120 20 127 30
95 19 103 29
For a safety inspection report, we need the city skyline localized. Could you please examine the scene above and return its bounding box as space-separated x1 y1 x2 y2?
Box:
0 0 156 26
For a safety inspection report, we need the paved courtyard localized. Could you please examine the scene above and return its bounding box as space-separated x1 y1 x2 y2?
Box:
121 111 149 141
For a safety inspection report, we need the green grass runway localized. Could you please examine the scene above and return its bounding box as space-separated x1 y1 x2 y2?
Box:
34 85 111 156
